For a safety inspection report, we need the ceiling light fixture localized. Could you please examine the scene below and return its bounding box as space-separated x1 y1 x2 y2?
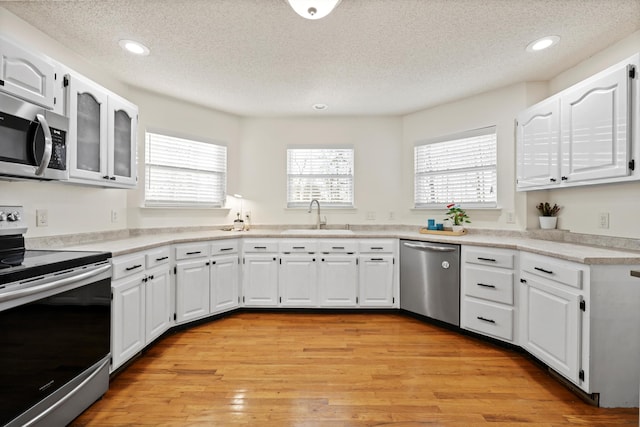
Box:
287 0 342 20
313 103 328 111
118 39 150 56
526 35 560 53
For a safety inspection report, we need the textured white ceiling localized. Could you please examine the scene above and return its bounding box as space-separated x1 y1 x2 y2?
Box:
2 0 639 116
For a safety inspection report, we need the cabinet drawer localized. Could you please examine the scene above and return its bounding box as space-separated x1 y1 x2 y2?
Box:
464 266 514 305
465 247 515 269
243 240 279 253
175 242 210 260
145 246 170 269
112 253 146 280
318 240 358 253
280 240 318 253
520 252 583 289
463 299 514 341
359 240 395 253
211 240 238 255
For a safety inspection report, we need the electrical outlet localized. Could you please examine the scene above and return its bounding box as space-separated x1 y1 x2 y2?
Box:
598 212 609 229
36 209 48 227
506 211 515 224
111 210 119 223
366 211 376 220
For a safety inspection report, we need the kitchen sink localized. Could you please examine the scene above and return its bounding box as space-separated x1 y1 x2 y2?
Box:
281 229 354 235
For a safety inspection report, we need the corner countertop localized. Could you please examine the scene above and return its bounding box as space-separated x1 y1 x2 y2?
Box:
31 228 640 265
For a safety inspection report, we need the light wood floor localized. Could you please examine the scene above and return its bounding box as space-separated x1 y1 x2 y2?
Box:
71 312 638 426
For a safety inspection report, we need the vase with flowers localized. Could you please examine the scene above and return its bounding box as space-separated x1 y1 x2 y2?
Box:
536 202 560 229
446 203 471 232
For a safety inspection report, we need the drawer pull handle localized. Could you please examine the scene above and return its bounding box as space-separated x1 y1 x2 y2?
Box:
220 248 233 251
186 251 202 255
254 246 267 249
332 246 345 250
477 283 496 289
534 266 553 275
371 247 384 250
293 246 306 249
477 316 495 324
125 264 142 271
370 258 384 261
477 257 496 262
155 256 169 261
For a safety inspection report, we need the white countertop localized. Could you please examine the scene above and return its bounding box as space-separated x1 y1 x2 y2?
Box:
39 228 640 265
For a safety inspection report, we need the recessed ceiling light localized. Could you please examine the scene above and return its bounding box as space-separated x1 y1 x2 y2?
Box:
119 39 150 56
313 103 328 111
526 36 560 53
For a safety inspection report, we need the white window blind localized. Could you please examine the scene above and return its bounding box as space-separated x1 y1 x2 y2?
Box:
145 132 227 207
414 126 497 208
287 148 354 208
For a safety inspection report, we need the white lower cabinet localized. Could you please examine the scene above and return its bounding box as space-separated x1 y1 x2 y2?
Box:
358 255 394 306
242 253 279 307
318 255 358 307
176 258 210 323
210 254 239 313
111 246 171 371
279 254 317 306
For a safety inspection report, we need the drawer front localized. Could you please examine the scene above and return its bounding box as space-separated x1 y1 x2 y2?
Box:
211 240 239 255
463 299 514 341
465 247 515 269
145 246 170 269
243 240 279 253
318 240 358 253
112 253 146 280
175 242 210 260
358 240 395 253
464 266 514 305
520 253 583 289
279 240 318 254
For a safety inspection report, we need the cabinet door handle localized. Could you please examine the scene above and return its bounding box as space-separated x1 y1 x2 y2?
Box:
155 256 169 261
534 266 553 275
148 275 154 280
561 176 568 181
220 248 233 251
550 178 557 182
476 283 496 289
125 264 142 271
477 316 495 324
102 175 110 180
477 257 496 262
186 251 202 255
109 176 116 181
520 278 527 284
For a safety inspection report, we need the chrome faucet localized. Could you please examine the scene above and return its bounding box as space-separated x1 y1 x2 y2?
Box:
308 199 326 229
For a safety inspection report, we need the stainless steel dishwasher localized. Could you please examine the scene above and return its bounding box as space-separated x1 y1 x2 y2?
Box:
399 240 460 326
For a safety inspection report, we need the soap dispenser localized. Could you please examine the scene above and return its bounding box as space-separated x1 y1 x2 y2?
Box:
233 212 244 231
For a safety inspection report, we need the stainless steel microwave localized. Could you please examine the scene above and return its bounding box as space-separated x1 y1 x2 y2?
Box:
0 92 69 181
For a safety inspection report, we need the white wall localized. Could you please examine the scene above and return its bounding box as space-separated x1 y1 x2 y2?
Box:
239 117 402 226
126 88 241 229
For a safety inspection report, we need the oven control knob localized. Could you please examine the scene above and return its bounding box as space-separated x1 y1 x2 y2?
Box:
7 211 21 222
0 211 5 221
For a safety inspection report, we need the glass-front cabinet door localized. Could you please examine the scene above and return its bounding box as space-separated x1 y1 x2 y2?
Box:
108 96 138 187
66 74 109 181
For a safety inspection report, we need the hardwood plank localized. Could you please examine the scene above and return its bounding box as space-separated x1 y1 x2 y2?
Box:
70 313 639 426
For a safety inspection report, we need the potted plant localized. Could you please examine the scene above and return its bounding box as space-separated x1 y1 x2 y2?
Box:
446 203 471 232
536 202 560 229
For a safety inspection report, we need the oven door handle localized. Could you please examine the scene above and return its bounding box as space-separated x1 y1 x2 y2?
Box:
22 358 110 427
0 263 111 303
34 113 53 176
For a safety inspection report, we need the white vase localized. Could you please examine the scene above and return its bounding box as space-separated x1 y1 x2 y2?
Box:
539 216 557 229
451 225 464 233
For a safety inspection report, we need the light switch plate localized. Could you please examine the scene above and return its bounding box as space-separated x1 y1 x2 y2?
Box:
36 209 48 227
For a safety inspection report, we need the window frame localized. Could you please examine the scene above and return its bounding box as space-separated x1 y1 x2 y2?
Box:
286 146 355 209
144 130 228 208
414 126 497 209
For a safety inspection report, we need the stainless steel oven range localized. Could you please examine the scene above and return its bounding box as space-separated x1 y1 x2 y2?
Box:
0 206 112 427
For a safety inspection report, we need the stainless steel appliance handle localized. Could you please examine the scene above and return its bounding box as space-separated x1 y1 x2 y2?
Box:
402 242 456 252
0 263 111 303
22 358 110 427
35 113 53 176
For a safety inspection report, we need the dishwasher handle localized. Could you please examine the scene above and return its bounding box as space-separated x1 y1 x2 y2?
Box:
402 242 457 252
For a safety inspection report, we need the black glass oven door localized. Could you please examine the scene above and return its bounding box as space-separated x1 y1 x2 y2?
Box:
0 277 111 426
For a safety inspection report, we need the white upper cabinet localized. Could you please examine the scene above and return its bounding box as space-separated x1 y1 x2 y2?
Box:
516 53 639 191
516 97 561 189
65 72 138 188
0 35 55 109
560 62 632 183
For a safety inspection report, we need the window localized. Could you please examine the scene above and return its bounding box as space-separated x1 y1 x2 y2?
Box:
145 132 227 207
414 126 497 208
287 148 354 208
